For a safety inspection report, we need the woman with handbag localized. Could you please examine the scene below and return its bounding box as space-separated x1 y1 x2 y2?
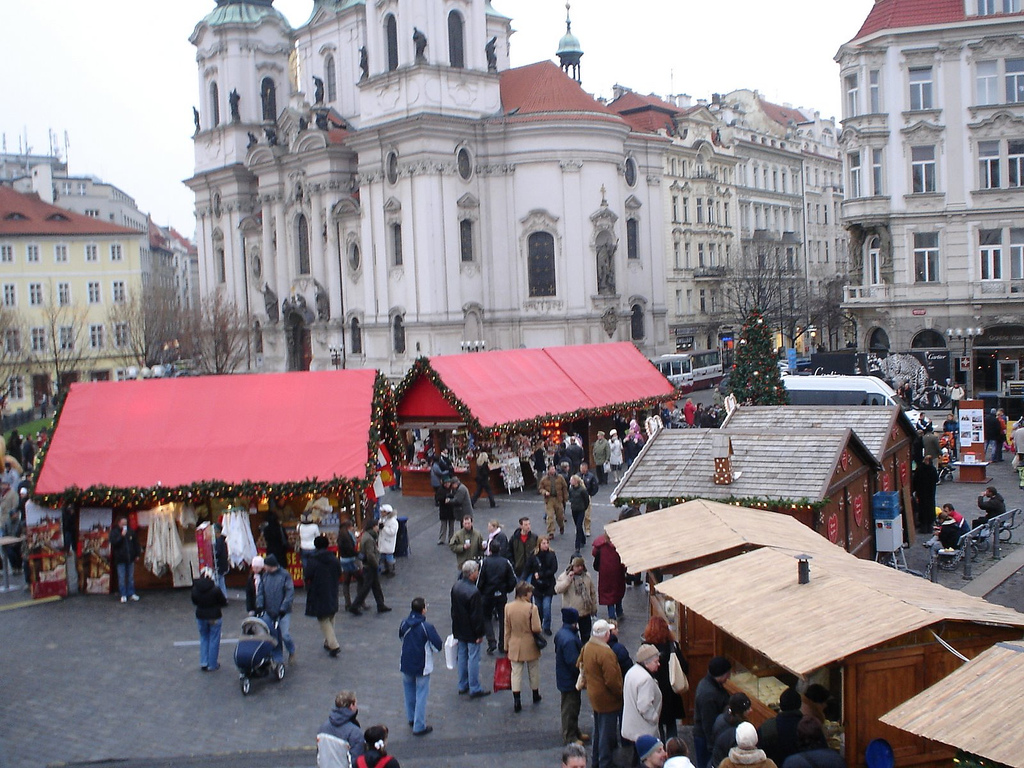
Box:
642 615 689 741
504 581 543 712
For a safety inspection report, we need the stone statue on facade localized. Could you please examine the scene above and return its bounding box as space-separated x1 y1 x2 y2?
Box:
486 37 498 72
413 28 427 62
262 284 280 323
315 281 330 322
193 107 201 134
313 76 324 105
246 131 258 149
229 89 241 122
359 46 369 81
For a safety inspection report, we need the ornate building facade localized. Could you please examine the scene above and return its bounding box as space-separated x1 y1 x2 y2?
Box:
187 0 670 375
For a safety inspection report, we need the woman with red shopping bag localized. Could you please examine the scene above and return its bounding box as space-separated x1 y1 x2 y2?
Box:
504 581 543 712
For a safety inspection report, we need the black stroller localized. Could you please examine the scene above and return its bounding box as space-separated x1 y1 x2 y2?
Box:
234 615 285 695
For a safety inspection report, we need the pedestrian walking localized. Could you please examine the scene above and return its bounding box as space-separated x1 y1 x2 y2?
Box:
592 529 626 621
609 430 624 482
556 556 598 642
338 518 362 610
539 465 569 538
577 619 624 768
450 560 490 698
109 517 141 603
568 475 590 554
350 517 391 615
356 725 400 768
305 535 342 657
260 509 289 566
298 509 321 577
621 644 664 761
437 477 456 544
446 476 473 520
255 553 296 665
530 536 559 635
912 456 939 533
399 596 443 736
478 538 517 654
245 555 264 615
592 431 611 486
471 448 497 508
641 615 688 741
317 691 365 767
486 519 510 561
505 581 543 712
448 514 486 570
191 565 227 671
579 462 599 536
693 656 732 768
555 607 589 746
378 505 399 577
511 516 539 581
212 523 230 597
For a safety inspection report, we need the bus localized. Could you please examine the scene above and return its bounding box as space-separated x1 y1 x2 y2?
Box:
651 350 724 392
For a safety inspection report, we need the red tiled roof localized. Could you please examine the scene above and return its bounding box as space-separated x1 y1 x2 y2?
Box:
0 186 137 237
499 61 625 124
853 0 1024 40
608 91 681 134
759 97 807 128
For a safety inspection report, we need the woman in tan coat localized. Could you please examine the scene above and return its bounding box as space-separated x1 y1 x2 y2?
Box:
504 581 543 712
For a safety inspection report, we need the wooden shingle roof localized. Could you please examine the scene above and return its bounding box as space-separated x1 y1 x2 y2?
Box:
612 428 877 505
722 405 914 461
881 641 1024 768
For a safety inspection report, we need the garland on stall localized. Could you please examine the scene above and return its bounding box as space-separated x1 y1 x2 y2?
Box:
394 356 678 439
32 371 402 510
954 751 1005 768
616 494 830 513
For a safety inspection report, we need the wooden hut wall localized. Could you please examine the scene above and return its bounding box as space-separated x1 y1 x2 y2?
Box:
817 445 874 556
879 424 915 545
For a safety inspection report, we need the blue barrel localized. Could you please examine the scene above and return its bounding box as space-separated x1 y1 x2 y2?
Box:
872 491 901 520
395 516 410 557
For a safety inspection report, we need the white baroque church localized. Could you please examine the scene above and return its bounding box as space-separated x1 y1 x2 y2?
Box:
187 0 669 375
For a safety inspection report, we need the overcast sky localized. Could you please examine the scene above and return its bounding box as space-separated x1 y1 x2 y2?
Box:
0 1 874 238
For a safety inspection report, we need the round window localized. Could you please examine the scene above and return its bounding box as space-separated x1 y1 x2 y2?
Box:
348 242 361 271
250 250 262 279
624 157 637 187
386 151 399 184
457 147 472 180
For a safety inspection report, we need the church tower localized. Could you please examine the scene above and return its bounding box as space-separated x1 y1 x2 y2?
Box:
556 3 583 83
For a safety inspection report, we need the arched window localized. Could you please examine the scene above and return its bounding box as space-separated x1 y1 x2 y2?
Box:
325 55 337 101
392 315 406 354
385 14 399 72
911 329 946 349
297 214 311 274
868 327 890 352
626 218 640 260
460 219 474 262
630 304 645 340
391 222 403 266
209 81 220 127
527 232 556 297
350 317 362 355
261 77 277 121
867 236 882 284
448 11 465 68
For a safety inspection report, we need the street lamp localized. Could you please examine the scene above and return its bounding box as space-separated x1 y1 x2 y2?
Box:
329 345 343 369
946 327 983 397
807 325 817 356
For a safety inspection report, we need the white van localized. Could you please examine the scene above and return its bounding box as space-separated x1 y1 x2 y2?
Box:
782 374 921 422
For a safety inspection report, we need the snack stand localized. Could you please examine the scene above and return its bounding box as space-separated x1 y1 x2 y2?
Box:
395 342 676 497
605 501 1024 768
32 369 399 597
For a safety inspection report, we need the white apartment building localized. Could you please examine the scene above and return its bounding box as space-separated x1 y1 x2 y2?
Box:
839 0 1024 394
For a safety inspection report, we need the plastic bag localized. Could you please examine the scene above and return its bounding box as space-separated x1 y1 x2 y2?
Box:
443 633 458 670
494 655 512 691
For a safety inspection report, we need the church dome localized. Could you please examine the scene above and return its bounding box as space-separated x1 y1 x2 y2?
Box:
557 28 582 57
202 0 292 28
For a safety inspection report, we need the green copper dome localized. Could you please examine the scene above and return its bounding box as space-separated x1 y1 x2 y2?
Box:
203 0 291 28
557 28 582 56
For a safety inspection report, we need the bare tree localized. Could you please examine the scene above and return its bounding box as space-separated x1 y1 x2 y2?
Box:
0 306 28 413
807 275 849 352
34 284 89 393
184 291 251 375
724 238 809 349
107 283 185 368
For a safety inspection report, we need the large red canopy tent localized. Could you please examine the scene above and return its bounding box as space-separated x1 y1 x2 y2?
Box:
395 342 676 433
34 369 398 508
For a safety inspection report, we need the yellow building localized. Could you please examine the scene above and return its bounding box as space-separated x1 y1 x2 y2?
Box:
0 185 145 415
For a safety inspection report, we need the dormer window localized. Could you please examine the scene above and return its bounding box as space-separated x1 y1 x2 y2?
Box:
4 212 26 221
46 213 69 222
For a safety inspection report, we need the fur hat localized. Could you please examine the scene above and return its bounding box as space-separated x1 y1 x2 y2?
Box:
380 504 395 516
635 644 660 665
735 722 758 749
707 656 732 677
570 556 586 570
591 619 613 637
561 607 579 625
635 735 662 762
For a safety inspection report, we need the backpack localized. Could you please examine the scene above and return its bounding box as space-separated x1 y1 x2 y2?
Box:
356 756 394 768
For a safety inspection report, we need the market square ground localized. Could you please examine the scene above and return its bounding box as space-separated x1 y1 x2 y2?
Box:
1 424 1022 768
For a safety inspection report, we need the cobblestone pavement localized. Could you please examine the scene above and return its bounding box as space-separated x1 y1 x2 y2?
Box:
1 440 1021 768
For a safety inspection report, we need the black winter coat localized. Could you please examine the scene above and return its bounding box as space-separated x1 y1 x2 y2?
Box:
450 575 485 641
109 525 140 564
305 548 342 618
191 575 227 620
477 554 516 598
529 549 559 597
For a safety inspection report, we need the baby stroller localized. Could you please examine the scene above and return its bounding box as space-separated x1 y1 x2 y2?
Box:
234 615 285 695
937 448 955 483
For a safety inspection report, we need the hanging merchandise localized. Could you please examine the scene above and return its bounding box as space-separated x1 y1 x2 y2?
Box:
196 521 215 573
500 457 525 492
143 505 184 577
25 501 67 600
77 508 113 595
220 507 258 567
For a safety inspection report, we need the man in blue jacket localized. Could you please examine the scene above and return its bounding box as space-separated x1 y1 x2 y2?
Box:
399 596 444 736
555 607 589 746
256 554 295 665
317 690 365 763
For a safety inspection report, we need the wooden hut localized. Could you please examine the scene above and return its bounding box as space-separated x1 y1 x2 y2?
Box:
881 640 1024 768
612 427 881 555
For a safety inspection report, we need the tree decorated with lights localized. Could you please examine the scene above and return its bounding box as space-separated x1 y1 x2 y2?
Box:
729 309 789 405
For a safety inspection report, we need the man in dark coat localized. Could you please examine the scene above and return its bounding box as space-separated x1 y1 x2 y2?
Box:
510 516 539 580
984 409 1005 462
758 687 803 766
256 553 295 664
555 607 588 746
212 523 230 597
450 560 489 697
109 517 141 603
305 535 342 657
913 455 940 532
317 690 365 763
693 656 732 768
975 486 1007 529
477 539 517 654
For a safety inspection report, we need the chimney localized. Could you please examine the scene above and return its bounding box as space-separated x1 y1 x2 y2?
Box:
796 554 812 584
712 434 733 485
31 164 54 204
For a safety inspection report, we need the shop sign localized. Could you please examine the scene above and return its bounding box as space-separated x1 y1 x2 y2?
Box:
912 309 926 316
852 495 864 526
826 513 840 543
975 325 1024 347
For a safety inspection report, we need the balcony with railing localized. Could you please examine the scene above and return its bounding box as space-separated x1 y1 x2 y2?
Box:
693 265 727 278
844 284 890 303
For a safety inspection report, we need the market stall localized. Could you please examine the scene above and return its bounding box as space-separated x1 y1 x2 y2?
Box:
723 405 918 546
612 426 881 556
32 369 398 597
395 342 676 496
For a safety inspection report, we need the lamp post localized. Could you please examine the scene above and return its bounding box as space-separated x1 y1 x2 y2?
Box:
946 327 983 398
329 345 343 369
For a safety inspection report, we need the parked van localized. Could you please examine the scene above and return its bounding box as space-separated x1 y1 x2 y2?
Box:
782 374 921 422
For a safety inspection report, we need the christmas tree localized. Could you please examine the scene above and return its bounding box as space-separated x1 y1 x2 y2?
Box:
729 309 789 405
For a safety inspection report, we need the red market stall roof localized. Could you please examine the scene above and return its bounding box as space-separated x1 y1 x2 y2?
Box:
395 342 675 434
34 369 397 507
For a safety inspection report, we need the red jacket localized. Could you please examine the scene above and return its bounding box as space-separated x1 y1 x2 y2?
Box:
592 535 626 606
